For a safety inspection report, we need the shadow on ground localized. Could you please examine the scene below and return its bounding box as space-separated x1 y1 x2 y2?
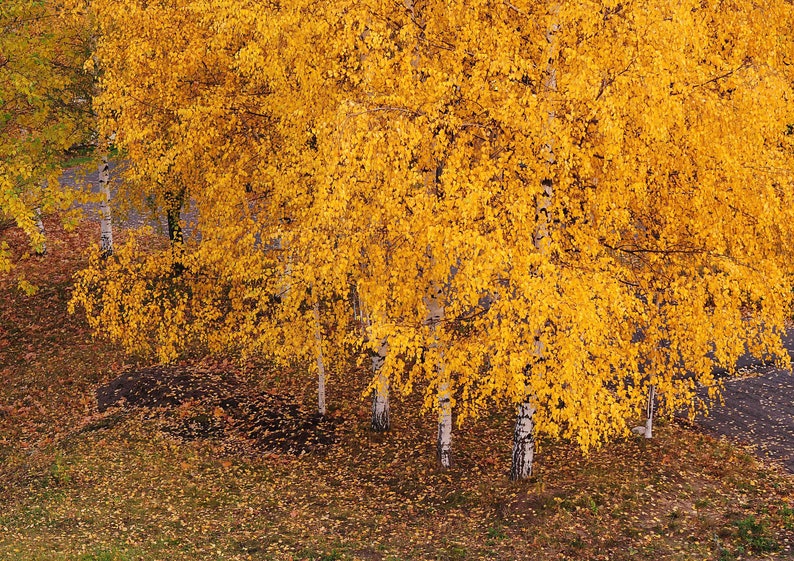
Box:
92 363 338 455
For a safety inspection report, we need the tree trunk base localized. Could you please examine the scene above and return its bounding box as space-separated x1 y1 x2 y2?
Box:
437 391 452 469
371 392 390 432
510 401 536 480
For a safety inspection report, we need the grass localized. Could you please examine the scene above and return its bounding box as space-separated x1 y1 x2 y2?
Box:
734 515 779 553
62 144 122 170
1 218 793 560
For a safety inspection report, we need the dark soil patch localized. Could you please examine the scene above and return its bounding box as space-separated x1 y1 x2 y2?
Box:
97 365 238 412
95 363 338 455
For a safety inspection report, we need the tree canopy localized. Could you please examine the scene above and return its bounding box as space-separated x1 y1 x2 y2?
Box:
0 0 94 267
70 0 794 461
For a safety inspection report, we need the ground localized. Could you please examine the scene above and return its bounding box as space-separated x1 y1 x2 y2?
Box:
0 215 793 560
692 347 794 473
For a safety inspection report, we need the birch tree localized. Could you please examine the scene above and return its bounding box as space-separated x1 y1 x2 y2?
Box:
301 0 794 459
73 0 794 471
510 3 561 481
369 337 390 431
425 286 451 467
98 153 113 256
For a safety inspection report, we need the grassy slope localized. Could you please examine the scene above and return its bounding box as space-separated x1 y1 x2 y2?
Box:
0 219 792 561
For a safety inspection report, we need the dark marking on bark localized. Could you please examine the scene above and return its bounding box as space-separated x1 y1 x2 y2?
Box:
510 404 535 481
371 393 390 432
437 394 452 468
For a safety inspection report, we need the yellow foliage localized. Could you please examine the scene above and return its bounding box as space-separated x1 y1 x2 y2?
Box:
17 277 39 296
75 0 794 452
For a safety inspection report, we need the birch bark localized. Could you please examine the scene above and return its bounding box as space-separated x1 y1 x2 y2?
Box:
34 207 46 255
98 155 113 257
510 7 559 480
436 374 452 469
425 288 451 468
644 384 655 439
510 401 536 480
370 338 390 431
360 295 390 431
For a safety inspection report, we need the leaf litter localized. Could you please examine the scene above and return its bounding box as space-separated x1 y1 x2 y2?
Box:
1 221 793 560
94 363 338 455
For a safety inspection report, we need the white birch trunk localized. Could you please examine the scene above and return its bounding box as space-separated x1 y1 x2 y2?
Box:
98 156 113 257
370 338 390 431
511 10 560 480
425 289 451 468
437 377 452 469
34 207 46 255
359 298 391 431
632 384 656 437
510 401 537 480
313 301 326 417
644 384 655 439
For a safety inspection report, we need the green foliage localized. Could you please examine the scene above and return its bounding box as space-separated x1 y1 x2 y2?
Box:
485 524 506 544
781 503 794 530
48 454 71 486
0 0 95 266
439 544 467 561
734 515 779 553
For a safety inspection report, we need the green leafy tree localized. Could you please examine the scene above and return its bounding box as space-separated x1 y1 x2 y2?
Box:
0 0 94 268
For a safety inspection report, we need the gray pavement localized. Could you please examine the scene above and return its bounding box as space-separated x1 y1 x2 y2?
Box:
60 161 170 235
692 334 794 473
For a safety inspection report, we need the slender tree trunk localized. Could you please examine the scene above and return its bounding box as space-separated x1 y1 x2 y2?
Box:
166 204 182 244
437 376 452 469
511 9 560 480
34 207 46 255
425 289 451 468
313 301 326 416
511 180 552 477
164 188 184 275
360 296 391 431
98 155 113 257
510 401 536 480
351 284 362 323
644 384 655 439
164 188 184 244
370 338 390 431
